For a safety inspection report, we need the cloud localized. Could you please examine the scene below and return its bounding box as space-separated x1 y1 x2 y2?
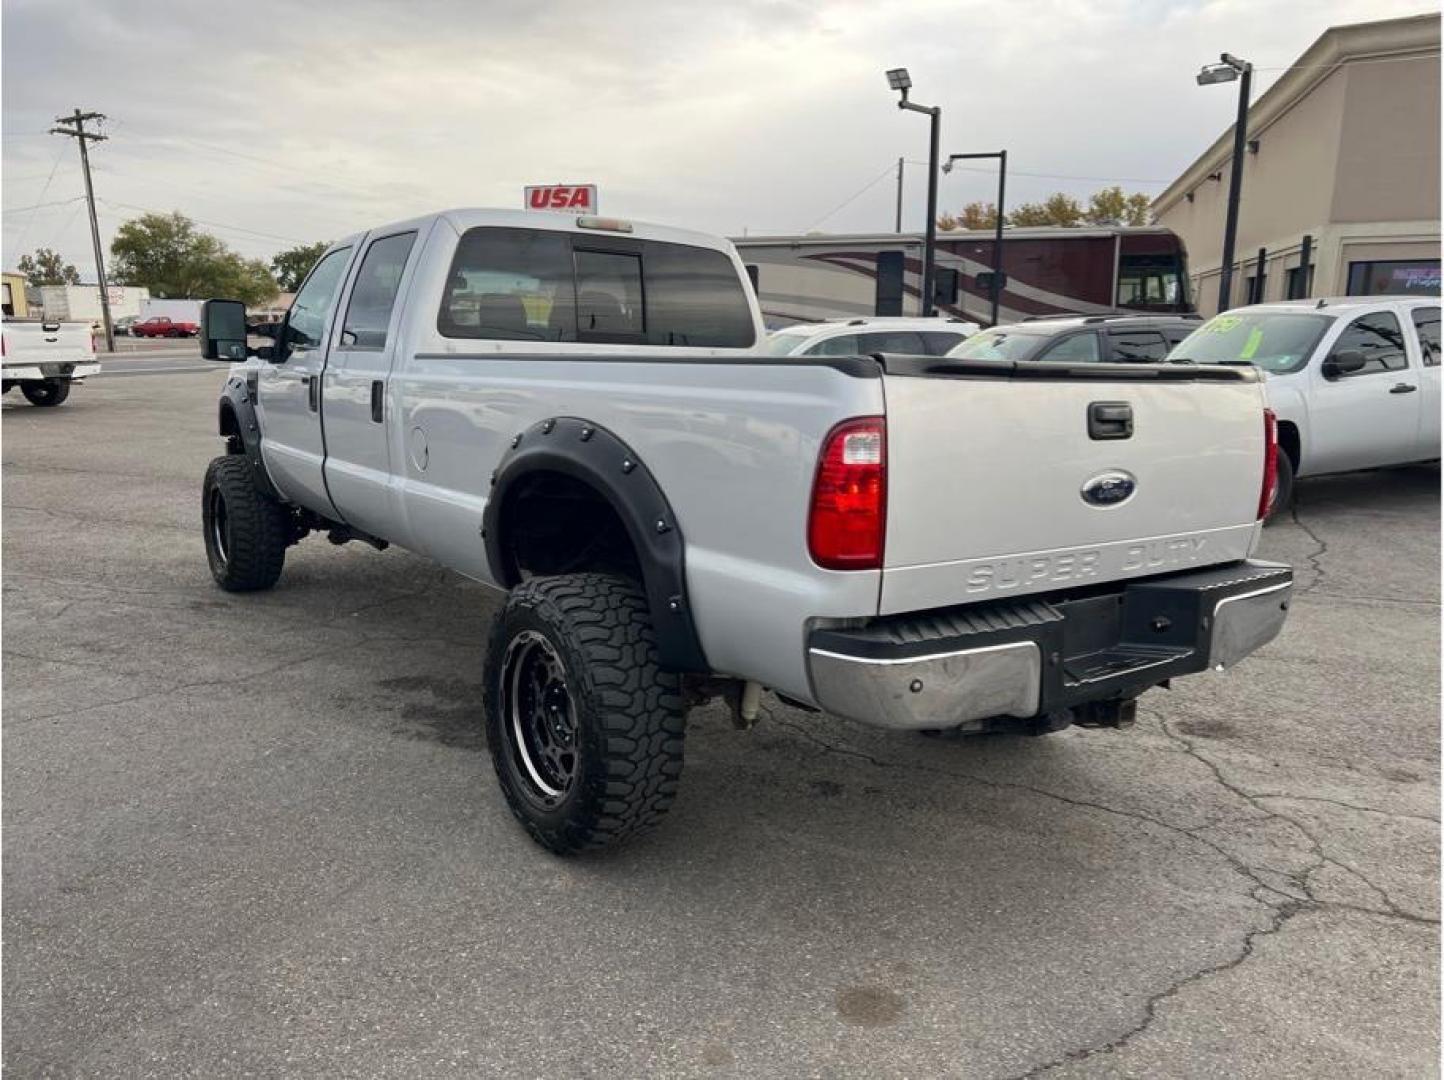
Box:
2 0 1428 277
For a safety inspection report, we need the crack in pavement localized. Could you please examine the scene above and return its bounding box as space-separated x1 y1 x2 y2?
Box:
1289 498 1329 594
758 704 1436 1079
1252 792 1440 826
7 639 373 730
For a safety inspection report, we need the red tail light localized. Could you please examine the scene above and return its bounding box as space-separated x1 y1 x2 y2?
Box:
1258 408 1279 520
808 416 886 570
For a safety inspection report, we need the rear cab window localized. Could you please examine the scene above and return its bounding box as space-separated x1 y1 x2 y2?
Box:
438 227 755 348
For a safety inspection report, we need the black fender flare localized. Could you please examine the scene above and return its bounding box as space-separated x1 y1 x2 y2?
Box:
217 372 281 501
482 417 708 673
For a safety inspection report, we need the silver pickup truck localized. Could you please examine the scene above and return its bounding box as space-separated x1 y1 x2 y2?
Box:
198 208 1292 854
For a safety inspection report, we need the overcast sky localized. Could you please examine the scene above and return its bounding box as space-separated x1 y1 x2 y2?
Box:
2 0 1430 279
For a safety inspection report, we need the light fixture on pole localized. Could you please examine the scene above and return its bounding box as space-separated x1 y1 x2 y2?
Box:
886 67 940 317
1197 52 1252 313
943 150 1008 327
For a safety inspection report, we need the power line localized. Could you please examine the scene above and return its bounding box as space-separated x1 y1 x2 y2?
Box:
804 162 901 232
4 142 69 267
909 159 1170 185
97 198 310 245
1 196 86 215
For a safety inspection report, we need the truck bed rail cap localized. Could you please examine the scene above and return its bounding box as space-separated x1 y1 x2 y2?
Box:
874 355 1259 382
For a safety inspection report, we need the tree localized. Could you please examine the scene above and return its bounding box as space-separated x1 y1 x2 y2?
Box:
270 241 330 292
1008 193 1085 228
1086 185 1153 226
109 212 277 307
938 201 999 231
17 248 80 286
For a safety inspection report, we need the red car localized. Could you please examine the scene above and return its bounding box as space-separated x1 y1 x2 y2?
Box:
132 316 199 338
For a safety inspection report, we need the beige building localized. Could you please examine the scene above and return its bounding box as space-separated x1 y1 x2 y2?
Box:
1153 13 1440 317
2 271 30 318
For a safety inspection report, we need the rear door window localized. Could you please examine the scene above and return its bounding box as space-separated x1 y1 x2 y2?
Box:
1107 330 1168 361
1037 332 1101 362
1410 306 1440 366
341 231 416 349
1330 311 1409 375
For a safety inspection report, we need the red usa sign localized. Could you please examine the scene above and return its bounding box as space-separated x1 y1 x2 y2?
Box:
524 184 598 212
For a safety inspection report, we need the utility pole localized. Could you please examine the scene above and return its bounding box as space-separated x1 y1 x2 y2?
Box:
895 157 904 232
50 108 113 352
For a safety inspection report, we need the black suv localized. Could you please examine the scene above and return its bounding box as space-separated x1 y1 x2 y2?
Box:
945 314 1202 363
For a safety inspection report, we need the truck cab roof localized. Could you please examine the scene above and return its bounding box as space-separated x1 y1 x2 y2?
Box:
331 208 740 258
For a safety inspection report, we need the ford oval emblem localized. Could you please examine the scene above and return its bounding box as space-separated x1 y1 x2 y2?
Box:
1081 470 1137 507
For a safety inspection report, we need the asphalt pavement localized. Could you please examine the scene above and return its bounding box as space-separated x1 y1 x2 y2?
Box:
3 372 1439 1078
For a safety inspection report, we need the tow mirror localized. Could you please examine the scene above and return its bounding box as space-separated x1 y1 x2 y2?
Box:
1321 348 1366 379
200 299 248 361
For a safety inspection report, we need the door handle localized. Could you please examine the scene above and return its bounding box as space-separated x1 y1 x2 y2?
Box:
302 373 319 412
370 380 384 423
1088 400 1133 440
1390 383 1418 394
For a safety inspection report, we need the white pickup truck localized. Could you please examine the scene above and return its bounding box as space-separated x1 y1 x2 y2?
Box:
1168 297 1440 514
1 319 101 406
196 208 1292 853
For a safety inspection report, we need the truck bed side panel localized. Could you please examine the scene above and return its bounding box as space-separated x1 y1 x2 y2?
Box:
392 356 883 700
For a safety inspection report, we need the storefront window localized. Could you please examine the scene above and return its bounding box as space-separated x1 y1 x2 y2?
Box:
1346 259 1441 297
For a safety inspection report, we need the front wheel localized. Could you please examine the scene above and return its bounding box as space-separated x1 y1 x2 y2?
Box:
483 573 686 854
202 456 289 591
21 379 71 407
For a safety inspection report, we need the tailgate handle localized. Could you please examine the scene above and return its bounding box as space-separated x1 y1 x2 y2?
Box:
1089 401 1133 440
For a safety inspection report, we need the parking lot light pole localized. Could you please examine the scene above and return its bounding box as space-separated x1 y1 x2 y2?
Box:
1197 53 1252 313
886 68 940 317
944 150 1008 326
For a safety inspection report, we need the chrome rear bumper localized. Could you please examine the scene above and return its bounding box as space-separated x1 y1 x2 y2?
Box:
807 560 1292 731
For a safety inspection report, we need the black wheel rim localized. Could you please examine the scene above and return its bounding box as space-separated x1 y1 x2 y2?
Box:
500 630 579 805
208 487 229 567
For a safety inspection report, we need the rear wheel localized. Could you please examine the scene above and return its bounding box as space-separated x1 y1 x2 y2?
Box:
21 379 70 407
483 573 685 854
1265 450 1296 523
202 455 289 591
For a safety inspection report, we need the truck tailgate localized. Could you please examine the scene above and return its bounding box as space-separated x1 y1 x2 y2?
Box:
880 359 1266 615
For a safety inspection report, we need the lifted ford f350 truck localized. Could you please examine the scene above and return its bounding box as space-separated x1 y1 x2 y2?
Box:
198 208 1292 854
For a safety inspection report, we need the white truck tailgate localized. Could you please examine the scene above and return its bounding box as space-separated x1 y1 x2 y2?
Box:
880 361 1266 615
